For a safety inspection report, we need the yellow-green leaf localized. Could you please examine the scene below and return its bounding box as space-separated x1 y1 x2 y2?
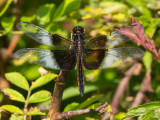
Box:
28 90 51 103
31 73 57 90
5 72 29 91
142 52 152 70
2 88 25 102
0 105 23 114
26 107 46 115
37 4 55 26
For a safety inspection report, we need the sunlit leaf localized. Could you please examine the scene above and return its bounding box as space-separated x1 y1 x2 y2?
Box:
52 0 80 21
78 94 103 109
0 105 23 114
10 114 23 120
2 88 25 102
20 15 36 23
37 4 55 26
62 85 97 100
31 73 57 90
64 102 79 112
28 90 51 103
143 52 152 70
1 16 16 32
5 72 29 91
114 112 126 120
123 102 160 119
87 103 100 109
126 0 151 18
26 107 46 115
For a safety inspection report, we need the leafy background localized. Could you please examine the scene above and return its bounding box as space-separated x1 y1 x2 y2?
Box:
0 0 160 120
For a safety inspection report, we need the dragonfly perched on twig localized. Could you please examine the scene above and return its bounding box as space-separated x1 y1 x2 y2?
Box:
15 22 144 96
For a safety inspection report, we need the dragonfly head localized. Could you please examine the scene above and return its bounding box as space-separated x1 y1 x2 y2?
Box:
72 26 85 35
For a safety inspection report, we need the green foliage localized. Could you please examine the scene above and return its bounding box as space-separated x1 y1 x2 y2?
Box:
2 88 25 102
37 3 55 26
0 105 23 114
10 114 23 120
52 0 81 21
1 16 16 33
5 72 29 91
2 72 56 117
78 94 103 109
26 107 46 115
123 102 160 119
28 90 51 103
143 52 152 70
31 73 57 90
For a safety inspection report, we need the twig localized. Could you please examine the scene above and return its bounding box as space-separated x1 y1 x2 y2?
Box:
48 70 70 120
111 62 142 113
130 69 153 108
6 34 21 56
53 102 113 119
126 69 153 120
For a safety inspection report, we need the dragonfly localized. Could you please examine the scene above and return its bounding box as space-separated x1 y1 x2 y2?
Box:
15 22 144 96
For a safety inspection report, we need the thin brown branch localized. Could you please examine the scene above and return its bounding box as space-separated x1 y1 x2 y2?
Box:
6 34 21 56
48 70 69 120
111 62 142 113
130 68 153 108
54 102 113 120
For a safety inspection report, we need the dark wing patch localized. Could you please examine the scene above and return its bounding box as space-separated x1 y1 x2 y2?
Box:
83 49 105 70
83 47 144 70
15 48 76 70
53 50 77 70
84 35 107 49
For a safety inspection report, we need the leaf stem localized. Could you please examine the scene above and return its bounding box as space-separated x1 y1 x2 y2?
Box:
0 0 13 17
23 87 32 120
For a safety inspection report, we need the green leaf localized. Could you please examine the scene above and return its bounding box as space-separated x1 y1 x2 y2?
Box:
123 102 160 119
145 18 160 37
142 52 152 70
52 0 80 21
142 110 154 120
28 90 51 103
1 16 16 32
114 112 126 120
10 114 23 120
20 15 36 23
0 105 23 114
78 94 103 109
0 0 12 17
26 107 46 115
87 103 100 109
2 88 25 102
64 102 79 112
31 73 57 90
37 3 55 26
5 72 29 91
62 85 97 100
126 0 152 18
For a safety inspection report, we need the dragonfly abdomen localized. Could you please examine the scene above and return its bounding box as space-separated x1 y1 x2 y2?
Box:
77 55 85 97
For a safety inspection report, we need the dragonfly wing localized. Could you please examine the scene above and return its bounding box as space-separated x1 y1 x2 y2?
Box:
83 47 144 70
84 25 136 49
100 47 144 69
84 35 107 49
83 49 106 70
15 48 76 70
17 22 71 48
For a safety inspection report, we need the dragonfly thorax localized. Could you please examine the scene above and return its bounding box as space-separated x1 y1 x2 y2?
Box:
72 26 85 34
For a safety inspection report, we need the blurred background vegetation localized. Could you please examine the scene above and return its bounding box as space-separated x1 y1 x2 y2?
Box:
0 0 160 120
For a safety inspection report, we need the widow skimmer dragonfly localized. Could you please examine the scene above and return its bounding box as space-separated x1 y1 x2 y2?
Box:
15 22 144 96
